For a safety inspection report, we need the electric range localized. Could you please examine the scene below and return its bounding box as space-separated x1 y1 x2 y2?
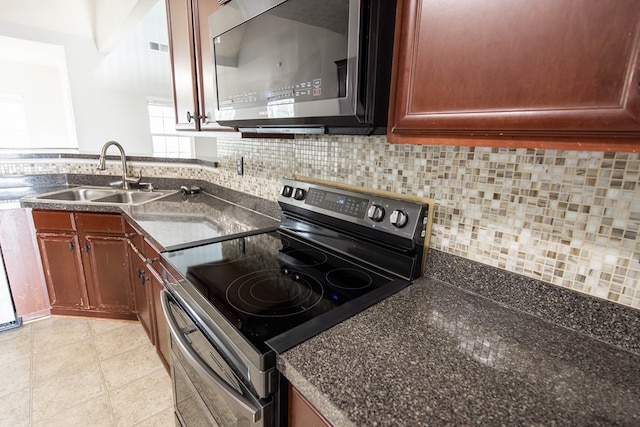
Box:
160 177 434 426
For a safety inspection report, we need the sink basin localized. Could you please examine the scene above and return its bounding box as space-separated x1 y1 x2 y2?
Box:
36 188 115 202
92 192 168 205
31 186 174 206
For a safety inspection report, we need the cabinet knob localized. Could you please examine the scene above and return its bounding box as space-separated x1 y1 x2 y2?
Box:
69 242 75 251
83 243 90 253
186 111 202 123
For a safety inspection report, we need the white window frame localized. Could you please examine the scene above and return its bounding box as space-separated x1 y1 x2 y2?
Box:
147 99 193 158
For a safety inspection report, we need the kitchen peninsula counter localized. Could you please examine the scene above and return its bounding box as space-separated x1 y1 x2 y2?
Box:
278 277 640 426
19 177 280 251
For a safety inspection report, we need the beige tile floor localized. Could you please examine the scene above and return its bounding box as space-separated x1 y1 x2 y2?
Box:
0 315 174 426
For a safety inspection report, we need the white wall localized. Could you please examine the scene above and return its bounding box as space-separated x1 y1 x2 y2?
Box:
0 0 173 156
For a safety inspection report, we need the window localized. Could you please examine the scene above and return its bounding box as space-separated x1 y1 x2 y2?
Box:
0 36 77 150
0 94 28 145
147 100 193 158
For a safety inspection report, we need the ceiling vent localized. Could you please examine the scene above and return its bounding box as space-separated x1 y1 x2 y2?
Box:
149 41 169 53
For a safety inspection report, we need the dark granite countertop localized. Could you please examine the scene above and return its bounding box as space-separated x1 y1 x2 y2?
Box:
122 192 279 250
278 278 640 426
17 174 280 250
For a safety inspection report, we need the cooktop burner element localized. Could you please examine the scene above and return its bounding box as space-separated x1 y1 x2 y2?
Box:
227 269 324 317
326 268 373 290
284 249 328 267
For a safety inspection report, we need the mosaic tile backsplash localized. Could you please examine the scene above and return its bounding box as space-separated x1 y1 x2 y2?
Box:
1 135 639 310
213 135 640 310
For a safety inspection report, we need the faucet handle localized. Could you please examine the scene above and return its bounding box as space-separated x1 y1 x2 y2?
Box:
124 169 141 184
139 182 154 192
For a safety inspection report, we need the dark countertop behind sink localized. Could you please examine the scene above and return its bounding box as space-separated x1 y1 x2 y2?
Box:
123 191 279 251
17 174 280 250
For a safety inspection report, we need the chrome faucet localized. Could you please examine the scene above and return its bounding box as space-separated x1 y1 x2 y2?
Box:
96 141 140 189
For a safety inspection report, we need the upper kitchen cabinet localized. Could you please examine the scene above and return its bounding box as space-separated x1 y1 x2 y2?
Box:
388 0 640 150
165 0 232 131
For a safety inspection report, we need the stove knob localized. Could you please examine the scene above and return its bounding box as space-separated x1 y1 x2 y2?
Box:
281 185 294 197
367 204 385 222
293 188 307 200
390 210 409 228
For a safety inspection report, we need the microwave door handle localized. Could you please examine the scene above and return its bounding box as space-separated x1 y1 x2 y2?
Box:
161 290 263 422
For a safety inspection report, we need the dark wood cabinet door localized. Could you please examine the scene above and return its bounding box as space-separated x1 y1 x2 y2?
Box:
150 266 170 372
1 209 49 320
166 0 199 130
288 384 332 427
389 0 640 149
194 0 232 131
143 240 170 371
81 233 133 313
131 250 154 343
36 232 87 311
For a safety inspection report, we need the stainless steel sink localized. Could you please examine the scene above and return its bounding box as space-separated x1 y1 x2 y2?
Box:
35 188 116 202
31 186 174 206
91 191 166 205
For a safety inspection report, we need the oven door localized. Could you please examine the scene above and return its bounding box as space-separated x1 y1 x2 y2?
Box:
162 290 274 426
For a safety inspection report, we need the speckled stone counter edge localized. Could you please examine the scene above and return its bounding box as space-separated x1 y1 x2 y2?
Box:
14 173 282 220
426 248 640 355
277 361 357 427
69 174 282 219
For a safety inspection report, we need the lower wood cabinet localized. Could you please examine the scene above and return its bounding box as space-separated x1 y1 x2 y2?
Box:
288 384 333 427
130 248 154 340
36 230 86 310
0 208 50 321
150 260 170 370
33 210 135 319
126 221 170 371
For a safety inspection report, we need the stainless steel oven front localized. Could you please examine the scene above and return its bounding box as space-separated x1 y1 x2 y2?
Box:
162 290 274 426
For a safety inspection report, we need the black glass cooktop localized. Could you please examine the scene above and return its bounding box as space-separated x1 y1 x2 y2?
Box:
164 230 400 353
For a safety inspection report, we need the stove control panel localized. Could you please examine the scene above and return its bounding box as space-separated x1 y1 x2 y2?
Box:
278 178 432 241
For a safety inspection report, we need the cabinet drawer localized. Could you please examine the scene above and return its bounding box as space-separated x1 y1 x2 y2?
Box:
144 240 160 260
75 213 124 234
32 210 74 231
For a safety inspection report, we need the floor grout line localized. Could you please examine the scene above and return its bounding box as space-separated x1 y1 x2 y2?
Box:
91 321 118 426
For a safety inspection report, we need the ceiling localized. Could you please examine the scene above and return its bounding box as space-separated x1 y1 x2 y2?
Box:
0 0 159 52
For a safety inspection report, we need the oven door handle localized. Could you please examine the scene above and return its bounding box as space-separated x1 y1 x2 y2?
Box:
161 290 263 423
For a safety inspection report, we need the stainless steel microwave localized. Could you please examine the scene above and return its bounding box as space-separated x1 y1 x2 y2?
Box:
208 0 397 135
